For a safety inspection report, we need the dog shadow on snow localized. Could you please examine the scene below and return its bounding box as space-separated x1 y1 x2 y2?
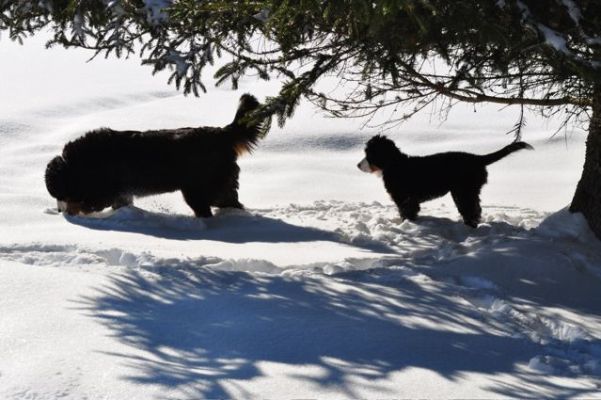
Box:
65 206 396 254
74 260 600 399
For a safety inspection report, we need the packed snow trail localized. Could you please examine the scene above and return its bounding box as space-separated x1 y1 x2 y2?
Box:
1 202 601 398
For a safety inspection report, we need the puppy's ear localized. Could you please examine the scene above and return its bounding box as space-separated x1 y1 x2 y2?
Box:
367 134 385 145
364 134 406 170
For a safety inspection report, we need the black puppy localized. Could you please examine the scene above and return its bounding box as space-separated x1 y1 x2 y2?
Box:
45 94 268 217
358 135 533 227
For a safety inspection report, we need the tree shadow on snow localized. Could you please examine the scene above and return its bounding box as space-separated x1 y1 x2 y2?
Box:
65 206 395 254
359 213 601 316
404 216 601 316
74 265 600 399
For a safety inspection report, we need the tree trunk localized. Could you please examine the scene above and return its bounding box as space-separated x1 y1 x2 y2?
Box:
570 83 601 240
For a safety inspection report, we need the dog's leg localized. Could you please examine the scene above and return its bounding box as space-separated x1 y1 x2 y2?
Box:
214 165 244 209
112 194 134 210
182 188 213 218
451 188 482 228
213 184 243 209
214 187 243 209
399 199 421 221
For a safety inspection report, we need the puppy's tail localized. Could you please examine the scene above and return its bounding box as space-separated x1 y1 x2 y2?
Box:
228 94 271 154
480 141 534 165
45 156 69 200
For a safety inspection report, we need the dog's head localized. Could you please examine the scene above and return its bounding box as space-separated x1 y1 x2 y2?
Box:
357 135 405 173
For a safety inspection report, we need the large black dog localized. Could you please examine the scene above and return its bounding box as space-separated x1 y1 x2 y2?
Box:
358 135 533 227
45 94 268 217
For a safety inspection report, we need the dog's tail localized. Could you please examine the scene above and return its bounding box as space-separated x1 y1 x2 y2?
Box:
228 94 271 154
480 141 534 165
45 156 69 200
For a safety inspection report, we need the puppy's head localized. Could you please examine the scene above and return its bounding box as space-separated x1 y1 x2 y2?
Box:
357 135 405 174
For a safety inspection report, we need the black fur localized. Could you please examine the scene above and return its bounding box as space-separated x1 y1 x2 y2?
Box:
45 94 267 217
358 135 534 227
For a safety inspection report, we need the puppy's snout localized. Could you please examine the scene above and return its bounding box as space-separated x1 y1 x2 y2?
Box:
358 157 372 173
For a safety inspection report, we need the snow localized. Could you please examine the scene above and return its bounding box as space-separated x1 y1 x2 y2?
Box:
515 0 601 68
560 0 583 24
253 9 270 23
143 0 172 25
538 24 569 54
1 34 601 398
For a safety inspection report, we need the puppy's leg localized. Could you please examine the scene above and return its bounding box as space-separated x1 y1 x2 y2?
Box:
399 199 421 221
392 195 420 221
112 194 134 210
451 188 482 228
182 188 213 218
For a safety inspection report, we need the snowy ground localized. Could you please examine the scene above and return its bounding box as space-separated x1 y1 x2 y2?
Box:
1 35 601 399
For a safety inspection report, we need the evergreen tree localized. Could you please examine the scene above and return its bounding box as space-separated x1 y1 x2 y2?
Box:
2 0 600 237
